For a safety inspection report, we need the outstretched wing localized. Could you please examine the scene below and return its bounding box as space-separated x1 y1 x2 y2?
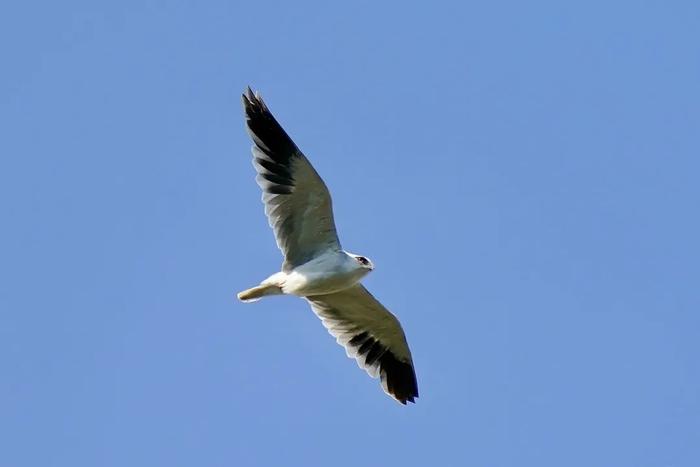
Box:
306 285 419 404
242 88 341 271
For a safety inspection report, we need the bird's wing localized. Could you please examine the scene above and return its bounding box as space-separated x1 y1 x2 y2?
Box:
305 284 418 404
242 88 341 271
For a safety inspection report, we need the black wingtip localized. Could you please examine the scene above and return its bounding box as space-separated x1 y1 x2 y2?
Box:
380 351 419 405
347 330 419 405
241 87 301 190
243 85 255 99
242 86 266 115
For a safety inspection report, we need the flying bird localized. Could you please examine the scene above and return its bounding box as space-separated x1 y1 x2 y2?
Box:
237 88 418 404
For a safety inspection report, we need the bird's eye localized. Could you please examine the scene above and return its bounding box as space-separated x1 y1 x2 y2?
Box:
357 257 368 265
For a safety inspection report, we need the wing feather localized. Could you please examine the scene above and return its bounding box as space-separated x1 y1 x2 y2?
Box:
242 88 341 271
306 285 419 404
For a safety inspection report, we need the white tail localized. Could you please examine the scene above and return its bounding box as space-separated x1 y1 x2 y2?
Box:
237 284 283 303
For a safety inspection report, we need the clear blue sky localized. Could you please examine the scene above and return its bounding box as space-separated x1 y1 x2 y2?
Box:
1 1 699 466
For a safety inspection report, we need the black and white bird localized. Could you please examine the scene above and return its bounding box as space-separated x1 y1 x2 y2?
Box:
237 88 418 404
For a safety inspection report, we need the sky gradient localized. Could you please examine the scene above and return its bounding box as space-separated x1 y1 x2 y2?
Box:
2 1 699 466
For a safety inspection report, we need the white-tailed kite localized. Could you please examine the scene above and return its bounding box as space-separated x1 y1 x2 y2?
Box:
237 88 418 404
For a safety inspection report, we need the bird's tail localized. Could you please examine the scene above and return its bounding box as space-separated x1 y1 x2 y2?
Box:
237 284 283 303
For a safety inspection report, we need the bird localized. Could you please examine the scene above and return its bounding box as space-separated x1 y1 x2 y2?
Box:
237 87 418 404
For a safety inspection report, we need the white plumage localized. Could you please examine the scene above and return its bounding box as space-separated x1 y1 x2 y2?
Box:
237 88 418 404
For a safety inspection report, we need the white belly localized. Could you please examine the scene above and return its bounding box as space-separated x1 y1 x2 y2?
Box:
267 251 368 297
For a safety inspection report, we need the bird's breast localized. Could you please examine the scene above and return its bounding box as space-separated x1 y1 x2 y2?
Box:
282 252 367 296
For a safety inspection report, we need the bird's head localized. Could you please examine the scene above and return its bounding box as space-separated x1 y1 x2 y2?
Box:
351 254 374 272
